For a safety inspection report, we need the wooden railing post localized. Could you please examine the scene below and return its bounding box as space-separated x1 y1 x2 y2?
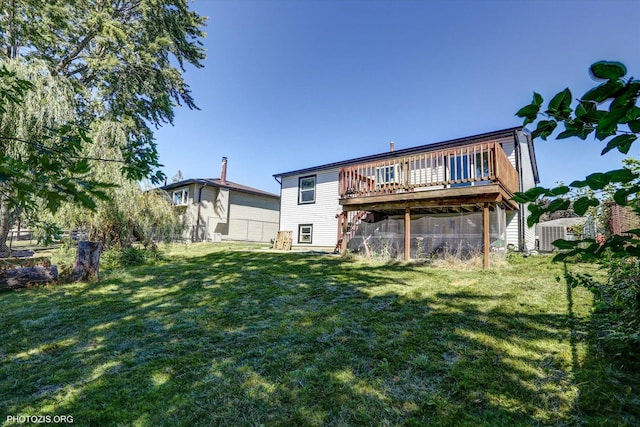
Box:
404 207 411 261
483 203 490 269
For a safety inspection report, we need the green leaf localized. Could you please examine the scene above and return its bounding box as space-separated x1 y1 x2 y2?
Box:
584 172 611 190
628 119 640 133
547 198 571 213
552 239 580 249
546 88 572 120
625 245 640 257
582 80 624 103
514 186 548 202
573 196 599 216
601 134 637 155
575 100 595 117
595 113 620 140
550 186 570 196
527 209 543 227
605 168 638 184
590 61 627 80
614 188 629 205
531 120 557 140
515 103 541 126
533 92 543 106
556 129 581 139
625 228 640 236
580 109 607 124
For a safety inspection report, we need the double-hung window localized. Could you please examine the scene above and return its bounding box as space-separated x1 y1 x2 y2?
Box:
298 176 316 204
298 224 313 244
172 189 189 206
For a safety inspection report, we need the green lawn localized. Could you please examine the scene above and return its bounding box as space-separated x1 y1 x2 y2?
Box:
1 244 638 426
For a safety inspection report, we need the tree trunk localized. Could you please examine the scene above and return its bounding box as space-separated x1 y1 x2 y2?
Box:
72 241 102 282
0 266 58 290
0 200 13 253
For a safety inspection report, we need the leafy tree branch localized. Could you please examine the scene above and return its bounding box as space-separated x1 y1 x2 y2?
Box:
514 61 640 261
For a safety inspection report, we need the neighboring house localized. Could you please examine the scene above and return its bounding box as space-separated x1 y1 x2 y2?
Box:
160 158 280 243
273 127 539 266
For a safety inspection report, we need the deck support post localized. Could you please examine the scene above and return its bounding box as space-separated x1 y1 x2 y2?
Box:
337 212 343 249
483 202 490 269
404 207 411 261
341 212 348 253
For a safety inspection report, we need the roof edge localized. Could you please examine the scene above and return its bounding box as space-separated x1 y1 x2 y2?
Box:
158 178 279 199
273 126 524 178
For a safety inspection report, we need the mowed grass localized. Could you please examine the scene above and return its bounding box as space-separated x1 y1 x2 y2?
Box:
1 244 638 426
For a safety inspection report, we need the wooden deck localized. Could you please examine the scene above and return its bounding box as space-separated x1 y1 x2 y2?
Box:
338 141 519 211
340 183 518 213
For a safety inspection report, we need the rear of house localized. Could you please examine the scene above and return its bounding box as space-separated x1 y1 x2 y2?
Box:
274 127 539 263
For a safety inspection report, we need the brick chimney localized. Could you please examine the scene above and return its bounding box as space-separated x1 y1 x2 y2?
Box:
220 157 228 184
389 141 395 152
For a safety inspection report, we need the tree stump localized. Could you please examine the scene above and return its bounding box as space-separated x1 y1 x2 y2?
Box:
72 241 102 282
0 266 58 290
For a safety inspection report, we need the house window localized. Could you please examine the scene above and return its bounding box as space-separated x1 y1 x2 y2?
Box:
298 224 313 244
299 176 316 204
449 152 490 187
376 165 399 186
172 189 189 206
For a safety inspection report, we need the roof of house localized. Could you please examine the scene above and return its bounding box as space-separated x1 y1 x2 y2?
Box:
274 126 539 183
159 178 280 199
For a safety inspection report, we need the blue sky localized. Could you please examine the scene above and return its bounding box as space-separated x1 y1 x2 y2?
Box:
154 0 640 195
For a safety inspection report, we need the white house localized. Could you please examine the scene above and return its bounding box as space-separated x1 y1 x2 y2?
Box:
273 127 539 266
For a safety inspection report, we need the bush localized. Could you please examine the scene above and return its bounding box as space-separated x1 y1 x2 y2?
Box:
101 246 163 269
566 257 640 359
606 257 640 311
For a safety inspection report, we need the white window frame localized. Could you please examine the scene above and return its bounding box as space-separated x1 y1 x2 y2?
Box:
376 165 400 186
298 175 316 204
172 189 189 206
298 224 313 244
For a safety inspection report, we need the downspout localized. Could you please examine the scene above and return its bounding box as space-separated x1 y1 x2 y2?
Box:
514 130 526 252
274 175 283 239
195 183 205 242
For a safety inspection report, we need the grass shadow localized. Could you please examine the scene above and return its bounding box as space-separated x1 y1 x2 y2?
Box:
0 247 635 425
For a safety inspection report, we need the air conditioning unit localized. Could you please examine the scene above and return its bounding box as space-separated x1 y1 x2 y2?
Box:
211 233 222 243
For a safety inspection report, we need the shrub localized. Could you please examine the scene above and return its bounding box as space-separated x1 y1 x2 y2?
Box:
101 246 163 269
566 257 640 359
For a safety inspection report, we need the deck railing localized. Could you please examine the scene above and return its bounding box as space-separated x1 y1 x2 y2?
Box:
339 141 519 199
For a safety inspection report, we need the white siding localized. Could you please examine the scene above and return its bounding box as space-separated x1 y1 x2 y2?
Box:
278 130 539 251
505 211 519 249
280 168 341 247
516 131 537 251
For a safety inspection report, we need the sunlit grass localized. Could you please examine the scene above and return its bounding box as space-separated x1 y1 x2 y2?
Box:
0 244 638 425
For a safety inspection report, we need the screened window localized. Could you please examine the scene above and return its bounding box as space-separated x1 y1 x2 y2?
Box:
299 176 316 204
298 224 313 244
172 189 189 206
